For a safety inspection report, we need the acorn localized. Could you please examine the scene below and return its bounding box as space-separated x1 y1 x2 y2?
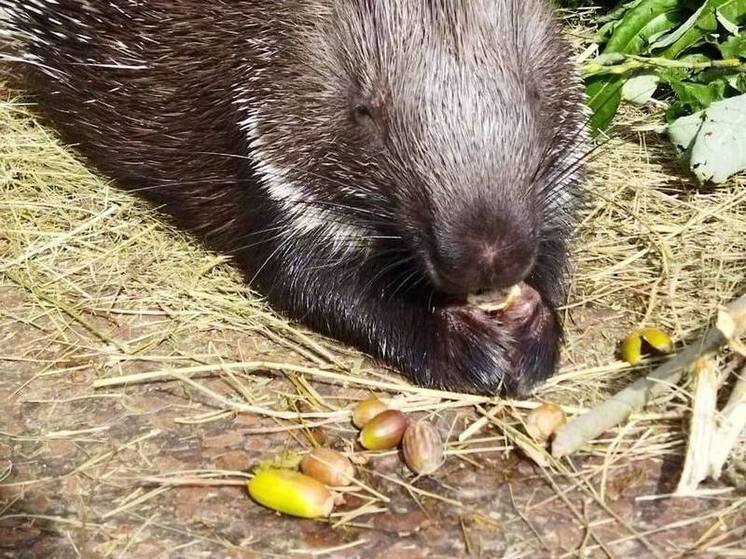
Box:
358 409 409 450
639 327 673 353
620 327 673 365
301 448 355 486
525 403 566 443
402 419 445 475
468 284 523 313
352 396 388 429
248 468 334 519
619 332 643 365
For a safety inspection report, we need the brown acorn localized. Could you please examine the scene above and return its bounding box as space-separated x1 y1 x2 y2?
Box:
352 396 388 429
358 409 409 450
525 403 566 443
300 448 355 486
402 419 445 475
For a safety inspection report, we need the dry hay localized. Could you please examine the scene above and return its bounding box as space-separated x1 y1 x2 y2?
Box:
1 36 745 559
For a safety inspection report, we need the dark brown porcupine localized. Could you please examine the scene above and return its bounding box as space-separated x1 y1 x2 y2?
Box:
1 1 588 395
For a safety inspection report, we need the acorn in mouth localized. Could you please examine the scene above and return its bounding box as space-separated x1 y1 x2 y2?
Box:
467 283 524 313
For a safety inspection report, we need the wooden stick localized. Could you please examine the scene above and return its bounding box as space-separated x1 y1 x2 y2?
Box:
675 357 719 495
552 293 746 458
709 364 746 479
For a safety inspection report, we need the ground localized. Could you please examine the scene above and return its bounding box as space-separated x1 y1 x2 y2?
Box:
1 281 744 558
1 31 745 559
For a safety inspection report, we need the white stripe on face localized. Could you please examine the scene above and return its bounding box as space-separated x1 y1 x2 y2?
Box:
238 108 369 257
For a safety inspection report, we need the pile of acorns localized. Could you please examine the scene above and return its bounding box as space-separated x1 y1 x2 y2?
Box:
248 396 445 519
247 323 675 519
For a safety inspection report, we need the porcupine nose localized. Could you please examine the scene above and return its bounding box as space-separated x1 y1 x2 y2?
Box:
429 209 538 295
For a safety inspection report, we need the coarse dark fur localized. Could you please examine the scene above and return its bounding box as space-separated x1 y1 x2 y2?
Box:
1 0 588 395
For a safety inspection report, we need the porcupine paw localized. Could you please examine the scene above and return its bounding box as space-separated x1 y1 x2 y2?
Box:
423 284 561 396
496 283 562 395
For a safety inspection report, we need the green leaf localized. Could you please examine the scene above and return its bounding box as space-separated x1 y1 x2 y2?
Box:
587 76 624 133
605 0 685 54
659 66 693 84
716 8 741 33
599 0 648 24
719 33 746 58
597 0 648 40
718 0 746 25
667 93 746 183
661 0 746 58
650 3 708 50
670 79 727 112
622 73 661 104
695 69 743 89
588 0 684 133
666 100 690 121
673 54 727 86
726 73 746 91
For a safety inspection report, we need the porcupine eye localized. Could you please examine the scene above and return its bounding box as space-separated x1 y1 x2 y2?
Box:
350 90 386 143
352 102 374 126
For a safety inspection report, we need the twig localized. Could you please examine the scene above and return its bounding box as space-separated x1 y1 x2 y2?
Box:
137 477 248 487
458 403 503 442
552 293 746 458
288 539 368 557
93 360 482 403
583 54 746 77
92 360 588 415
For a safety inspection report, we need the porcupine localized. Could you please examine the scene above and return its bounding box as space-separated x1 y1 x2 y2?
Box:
0 1 588 395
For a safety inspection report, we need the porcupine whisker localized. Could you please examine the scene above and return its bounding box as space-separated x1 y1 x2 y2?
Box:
553 83 624 160
230 216 403 255
128 173 391 218
247 235 298 288
199 150 390 201
131 184 394 233
360 255 419 297
387 267 425 300
534 134 609 199
529 79 624 203
538 138 610 207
